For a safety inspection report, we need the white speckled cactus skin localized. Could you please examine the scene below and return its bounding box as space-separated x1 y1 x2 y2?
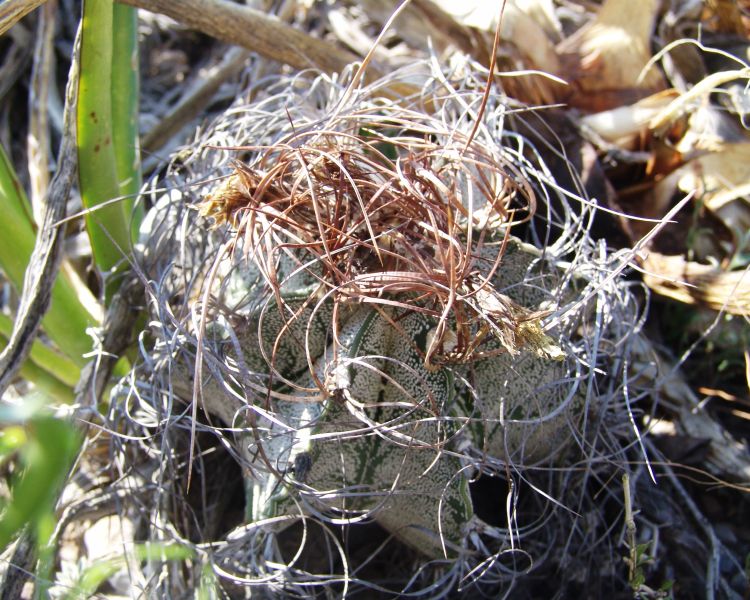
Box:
132 62 632 580
301 308 470 558
161 228 586 560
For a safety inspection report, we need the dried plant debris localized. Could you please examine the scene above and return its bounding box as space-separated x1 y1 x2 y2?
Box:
565 8 750 458
556 0 665 111
110 58 668 597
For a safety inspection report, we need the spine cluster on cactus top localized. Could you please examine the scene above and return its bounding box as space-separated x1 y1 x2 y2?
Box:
199 118 558 378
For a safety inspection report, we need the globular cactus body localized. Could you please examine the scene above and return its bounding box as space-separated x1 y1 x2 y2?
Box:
186 229 584 559
129 60 641 593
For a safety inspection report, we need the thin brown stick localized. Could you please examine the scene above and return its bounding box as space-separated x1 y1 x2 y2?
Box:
27 0 56 221
116 0 369 77
0 0 46 37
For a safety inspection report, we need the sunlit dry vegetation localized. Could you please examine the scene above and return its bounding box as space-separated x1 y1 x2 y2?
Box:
0 0 748 598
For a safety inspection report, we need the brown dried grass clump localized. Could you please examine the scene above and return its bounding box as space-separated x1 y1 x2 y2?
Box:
199 119 559 372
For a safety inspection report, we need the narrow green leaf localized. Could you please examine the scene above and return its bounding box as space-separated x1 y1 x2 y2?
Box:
0 426 27 462
0 143 35 228
33 510 57 600
111 4 143 242
77 0 133 276
0 313 79 387
0 147 37 290
133 542 193 562
14 351 75 404
659 579 675 592
0 417 80 550
64 557 122 600
0 144 97 366
62 543 193 600
198 562 220 600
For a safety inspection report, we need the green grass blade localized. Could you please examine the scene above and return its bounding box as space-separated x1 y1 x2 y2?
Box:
111 4 143 243
34 511 58 600
0 144 96 366
0 143 35 227
0 313 79 388
0 146 37 290
64 557 123 600
62 543 193 600
0 416 80 550
16 357 75 404
77 0 133 276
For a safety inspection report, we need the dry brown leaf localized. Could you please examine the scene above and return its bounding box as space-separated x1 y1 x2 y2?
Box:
433 0 561 73
430 0 566 104
676 142 750 210
703 0 747 35
669 141 750 256
581 89 678 146
556 0 665 111
357 0 477 57
642 252 750 315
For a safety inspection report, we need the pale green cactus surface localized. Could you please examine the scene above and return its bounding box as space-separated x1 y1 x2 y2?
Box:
130 65 628 580
156 229 585 560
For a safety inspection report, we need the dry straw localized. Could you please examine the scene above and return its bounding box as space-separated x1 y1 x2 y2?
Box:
117 56 648 596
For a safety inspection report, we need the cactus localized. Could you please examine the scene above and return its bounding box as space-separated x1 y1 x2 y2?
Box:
147 217 588 559
130 60 641 593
